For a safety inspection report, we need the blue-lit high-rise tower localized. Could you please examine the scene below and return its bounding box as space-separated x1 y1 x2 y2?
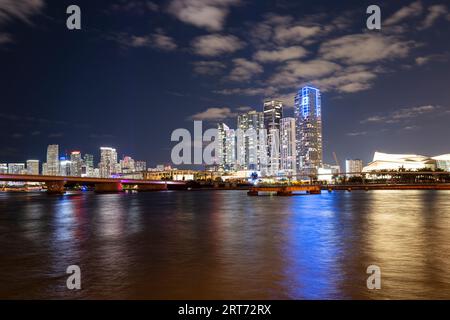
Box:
294 85 323 175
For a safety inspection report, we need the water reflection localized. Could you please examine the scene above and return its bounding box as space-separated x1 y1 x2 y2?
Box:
0 190 449 299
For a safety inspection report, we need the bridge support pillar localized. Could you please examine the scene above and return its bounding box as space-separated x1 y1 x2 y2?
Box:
46 181 65 194
95 183 123 193
247 190 258 196
137 184 168 192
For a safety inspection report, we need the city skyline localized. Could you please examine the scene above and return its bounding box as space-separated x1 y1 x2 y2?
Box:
1 0 450 166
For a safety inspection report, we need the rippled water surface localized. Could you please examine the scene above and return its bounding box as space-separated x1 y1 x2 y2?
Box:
1 190 449 299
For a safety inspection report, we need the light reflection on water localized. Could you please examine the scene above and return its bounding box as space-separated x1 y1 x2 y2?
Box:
0 190 449 299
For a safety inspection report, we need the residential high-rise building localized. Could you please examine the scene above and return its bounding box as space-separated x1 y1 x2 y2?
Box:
70 151 82 176
42 163 48 175
26 160 39 175
237 110 266 171
99 147 118 178
0 163 8 174
345 159 363 177
8 163 26 174
294 86 323 175
83 154 94 169
264 100 283 173
217 123 236 171
267 128 280 176
135 160 147 172
59 157 71 176
120 156 135 173
46 144 59 176
263 100 283 131
280 118 297 177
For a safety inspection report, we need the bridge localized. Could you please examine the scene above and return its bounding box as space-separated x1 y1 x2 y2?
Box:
248 185 321 196
0 174 186 194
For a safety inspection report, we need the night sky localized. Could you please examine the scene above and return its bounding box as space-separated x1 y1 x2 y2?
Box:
1 0 449 167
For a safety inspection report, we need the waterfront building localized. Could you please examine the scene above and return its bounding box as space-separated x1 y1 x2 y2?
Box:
362 152 436 172
345 159 363 177
135 160 147 172
237 110 266 171
26 160 39 175
120 156 135 173
267 128 280 176
264 100 282 171
83 154 94 169
46 144 59 176
280 118 297 177
42 163 48 175
0 163 8 174
59 157 72 176
432 154 450 171
263 100 283 131
70 151 82 176
99 147 118 178
217 123 236 171
294 86 323 175
8 163 26 174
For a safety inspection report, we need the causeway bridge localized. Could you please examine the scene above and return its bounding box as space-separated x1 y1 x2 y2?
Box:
0 174 186 194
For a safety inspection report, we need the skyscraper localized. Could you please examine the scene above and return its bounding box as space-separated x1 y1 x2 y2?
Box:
263 100 283 173
26 160 39 175
59 157 71 176
46 144 59 176
99 147 118 178
217 123 236 171
280 118 297 177
263 100 283 131
237 110 265 171
70 151 82 176
294 86 323 174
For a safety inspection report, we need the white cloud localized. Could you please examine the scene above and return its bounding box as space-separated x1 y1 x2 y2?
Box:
112 31 177 51
152 30 177 51
384 1 423 26
0 32 12 44
273 24 321 45
214 87 275 96
420 4 448 29
189 107 236 121
193 60 226 75
168 0 240 31
191 34 244 56
253 46 308 63
361 105 440 123
268 59 341 88
228 58 263 81
0 0 45 24
319 33 415 64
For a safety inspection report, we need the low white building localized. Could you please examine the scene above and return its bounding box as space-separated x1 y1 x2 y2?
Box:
362 151 447 172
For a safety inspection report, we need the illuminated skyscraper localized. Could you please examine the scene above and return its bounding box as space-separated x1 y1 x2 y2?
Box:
280 118 297 177
99 147 118 178
26 160 39 175
264 100 283 173
217 123 236 171
70 151 82 176
294 86 322 174
46 144 59 176
59 157 71 176
237 110 265 171
263 100 283 131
